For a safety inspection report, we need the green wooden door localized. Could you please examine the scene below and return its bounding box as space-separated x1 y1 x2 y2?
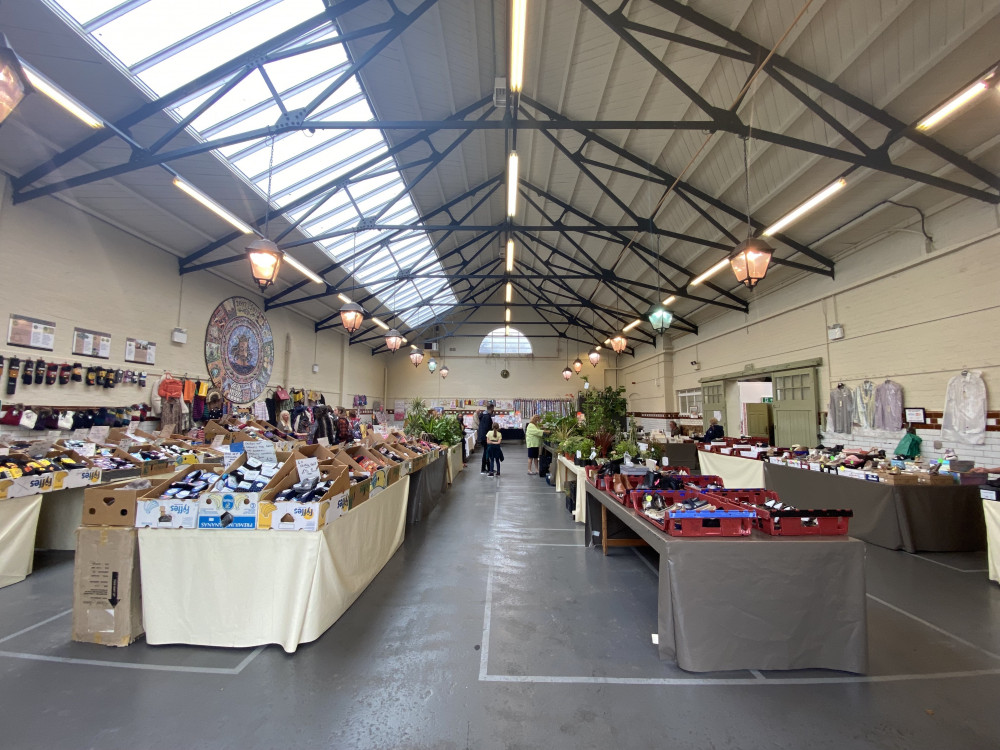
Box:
744 403 772 439
701 381 726 434
772 368 819 447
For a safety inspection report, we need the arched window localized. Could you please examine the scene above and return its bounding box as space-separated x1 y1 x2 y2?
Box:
479 327 532 355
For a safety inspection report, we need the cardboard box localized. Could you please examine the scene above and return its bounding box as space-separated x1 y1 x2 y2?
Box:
83 482 140 526
136 463 226 529
348 474 371 508
877 471 919 485
259 464 351 531
72 526 143 647
49 450 104 490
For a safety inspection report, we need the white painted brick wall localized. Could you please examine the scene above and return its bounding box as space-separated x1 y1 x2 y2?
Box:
820 426 1000 468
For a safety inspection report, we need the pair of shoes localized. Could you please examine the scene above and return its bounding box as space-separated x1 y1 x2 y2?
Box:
488 472 494 477
527 471 535 475
481 471 487 475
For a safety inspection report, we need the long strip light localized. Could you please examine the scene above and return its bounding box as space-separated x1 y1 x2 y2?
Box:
510 0 527 93
282 253 324 284
762 179 847 237
505 282 512 303
23 66 102 128
371 317 389 330
622 319 642 332
338 294 352 304
507 151 519 216
662 295 676 305
506 239 515 272
917 78 991 131
689 259 730 287
173 178 254 234
505 307 511 322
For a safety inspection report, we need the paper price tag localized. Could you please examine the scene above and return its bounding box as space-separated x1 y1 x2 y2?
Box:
317 437 330 447
296 456 321 483
243 440 277 465
72 428 90 440
638 442 648 453
118 437 134 453
211 435 225 449
661 456 669 466
77 442 97 457
88 426 110 444
126 421 138 435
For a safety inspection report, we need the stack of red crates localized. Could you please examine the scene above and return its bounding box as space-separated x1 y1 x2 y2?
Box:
627 489 754 537
703 488 852 536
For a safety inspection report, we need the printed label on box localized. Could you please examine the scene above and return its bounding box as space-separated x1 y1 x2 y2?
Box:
135 498 199 529
198 492 259 529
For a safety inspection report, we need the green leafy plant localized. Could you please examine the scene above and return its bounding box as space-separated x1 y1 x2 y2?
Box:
611 439 640 460
429 415 463 446
582 386 628 438
590 428 616 458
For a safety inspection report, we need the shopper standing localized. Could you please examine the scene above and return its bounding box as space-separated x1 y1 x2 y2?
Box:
525 414 546 475
477 403 495 474
486 425 503 477
308 405 336 445
334 406 353 444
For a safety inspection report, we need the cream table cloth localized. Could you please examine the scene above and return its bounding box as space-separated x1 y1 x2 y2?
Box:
139 475 409 652
697 450 766 488
0 494 43 589
985 501 1000 584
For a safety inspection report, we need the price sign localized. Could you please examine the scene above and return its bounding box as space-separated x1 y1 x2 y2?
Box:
88 426 110 444
296 457 321 483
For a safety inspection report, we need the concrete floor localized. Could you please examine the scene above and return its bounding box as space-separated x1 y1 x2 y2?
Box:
2 445 1000 749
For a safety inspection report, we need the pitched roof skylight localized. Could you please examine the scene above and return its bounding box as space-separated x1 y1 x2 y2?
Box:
43 0 456 328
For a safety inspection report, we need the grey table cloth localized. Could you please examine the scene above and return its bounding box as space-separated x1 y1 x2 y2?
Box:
405 458 449 525
762 463 985 552
585 484 868 673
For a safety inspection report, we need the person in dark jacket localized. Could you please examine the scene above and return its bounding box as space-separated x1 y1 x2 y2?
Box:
309 405 336 445
701 417 724 443
477 403 495 474
334 406 352 444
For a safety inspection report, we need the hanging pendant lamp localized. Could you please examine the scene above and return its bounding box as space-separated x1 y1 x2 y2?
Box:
646 302 673 333
588 348 601 367
610 335 627 354
427 357 438 374
562 366 573 381
440 365 449 379
384 328 403 352
409 348 424 367
247 238 283 291
0 35 31 125
339 302 364 334
730 134 772 289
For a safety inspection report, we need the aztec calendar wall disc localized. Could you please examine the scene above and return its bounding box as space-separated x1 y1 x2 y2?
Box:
205 296 274 405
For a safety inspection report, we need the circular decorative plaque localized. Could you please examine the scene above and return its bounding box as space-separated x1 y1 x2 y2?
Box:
500 369 510 379
205 296 274 405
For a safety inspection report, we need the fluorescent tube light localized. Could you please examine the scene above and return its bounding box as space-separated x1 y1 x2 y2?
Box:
505 325 511 336
282 253 324 284
510 0 527 93
173 178 254 234
603 338 611 345
917 80 990 131
505 307 511 322
622 319 641 332
762 179 846 237
506 239 515 272
690 259 730 286
662 295 676 305
338 294 352 304
505 282 512 303
23 66 102 128
371 317 389 330
507 151 519 216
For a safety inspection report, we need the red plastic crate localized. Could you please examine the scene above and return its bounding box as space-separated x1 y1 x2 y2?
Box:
606 474 644 504
706 488 852 536
628 489 753 537
681 474 725 489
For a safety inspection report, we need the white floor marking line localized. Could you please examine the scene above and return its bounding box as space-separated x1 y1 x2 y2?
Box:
506 528 581 532
0 650 245 675
506 543 581 547
481 669 1000 686
750 670 765 680
0 609 72 645
478 488 501 681
234 645 265 673
904 553 988 574
866 594 1000 662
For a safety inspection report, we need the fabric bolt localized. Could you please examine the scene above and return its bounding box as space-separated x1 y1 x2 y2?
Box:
139 476 409 652
873 380 904 431
942 371 987 445
828 386 854 433
853 380 876 429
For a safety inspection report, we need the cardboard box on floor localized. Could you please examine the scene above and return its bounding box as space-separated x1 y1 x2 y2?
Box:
259 463 350 530
72 526 143 647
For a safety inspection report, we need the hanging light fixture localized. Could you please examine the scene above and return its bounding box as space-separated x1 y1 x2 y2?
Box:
0 35 31 125
246 238 283 291
562 366 573 381
427 357 438 374
588 348 601 367
572 357 583 374
610 335 627 354
409 347 424 368
385 328 403 352
729 134 772 289
647 302 673 332
440 365 449 379
339 300 364 333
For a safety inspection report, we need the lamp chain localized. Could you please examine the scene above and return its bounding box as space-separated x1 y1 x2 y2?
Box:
264 133 275 239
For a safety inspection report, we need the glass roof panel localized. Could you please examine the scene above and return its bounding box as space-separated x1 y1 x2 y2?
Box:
42 0 455 328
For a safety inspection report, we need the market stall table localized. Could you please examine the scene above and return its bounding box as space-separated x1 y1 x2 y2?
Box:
0 494 43 589
406 456 448 525
652 441 701 472
446 443 463 484
697 450 765 488
986 501 1000 584
139 475 410 653
763 463 985 552
585 483 868 673
499 428 525 442
555 454 587 524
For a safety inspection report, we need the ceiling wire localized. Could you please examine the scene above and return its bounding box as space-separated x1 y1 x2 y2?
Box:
611 0 816 271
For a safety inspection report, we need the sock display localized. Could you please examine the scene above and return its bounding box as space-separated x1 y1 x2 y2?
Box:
86 367 96 386
59 364 71 385
45 363 58 385
71 363 83 382
34 359 45 385
21 359 34 385
6 357 19 396
139 372 147 387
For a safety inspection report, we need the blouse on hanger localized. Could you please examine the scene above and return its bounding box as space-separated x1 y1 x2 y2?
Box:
942 371 987 445
828 386 854 434
853 380 876 430
873 380 903 431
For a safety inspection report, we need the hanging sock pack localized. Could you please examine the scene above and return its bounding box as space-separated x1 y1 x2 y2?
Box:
22 359 34 385
6 357 19 396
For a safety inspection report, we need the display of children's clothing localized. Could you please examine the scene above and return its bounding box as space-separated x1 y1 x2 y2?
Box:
828 385 854 433
942 370 987 445
873 380 904 431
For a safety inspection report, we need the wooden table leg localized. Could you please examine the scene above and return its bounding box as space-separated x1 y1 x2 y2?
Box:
602 505 608 556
